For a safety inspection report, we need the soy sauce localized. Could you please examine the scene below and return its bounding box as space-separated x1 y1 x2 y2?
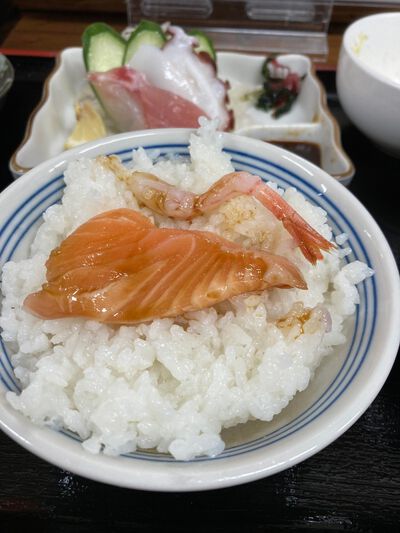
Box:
268 141 321 166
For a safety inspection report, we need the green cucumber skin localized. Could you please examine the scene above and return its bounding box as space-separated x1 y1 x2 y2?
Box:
188 30 216 61
82 22 216 73
82 22 126 72
123 20 167 64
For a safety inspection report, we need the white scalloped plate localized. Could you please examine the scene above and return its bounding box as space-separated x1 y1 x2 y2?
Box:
9 48 354 184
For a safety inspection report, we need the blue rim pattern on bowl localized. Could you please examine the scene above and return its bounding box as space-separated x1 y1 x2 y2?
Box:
0 143 375 462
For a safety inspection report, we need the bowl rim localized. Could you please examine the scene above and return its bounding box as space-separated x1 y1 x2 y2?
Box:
1 128 399 491
342 12 400 91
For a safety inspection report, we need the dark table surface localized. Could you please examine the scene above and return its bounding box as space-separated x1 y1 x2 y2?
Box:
0 56 399 533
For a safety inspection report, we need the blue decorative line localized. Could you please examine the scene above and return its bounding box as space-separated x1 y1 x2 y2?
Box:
6 208 58 264
0 371 14 391
0 182 65 375
0 338 19 390
0 184 65 260
219 307 362 454
0 174 64 238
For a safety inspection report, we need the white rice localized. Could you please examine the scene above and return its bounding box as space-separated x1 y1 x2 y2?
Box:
0 121 373 460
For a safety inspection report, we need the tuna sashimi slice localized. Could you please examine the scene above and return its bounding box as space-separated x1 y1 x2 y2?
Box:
88 66 208 131
24 209 306 325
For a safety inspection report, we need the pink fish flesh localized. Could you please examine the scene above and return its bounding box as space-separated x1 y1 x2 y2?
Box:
88 66 208 130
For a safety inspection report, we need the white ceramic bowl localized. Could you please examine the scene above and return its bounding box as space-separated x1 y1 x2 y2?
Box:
337 13 400 157
0 130 399 491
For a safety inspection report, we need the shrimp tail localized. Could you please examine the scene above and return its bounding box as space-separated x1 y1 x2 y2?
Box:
253 183 335 265
194 172 335 264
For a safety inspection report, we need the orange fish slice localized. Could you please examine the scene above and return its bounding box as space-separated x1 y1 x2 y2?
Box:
24 209 307 324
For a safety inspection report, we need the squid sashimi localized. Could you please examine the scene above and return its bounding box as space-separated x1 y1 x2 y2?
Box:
103 157 334 265
126 25 232 131
87 24 233 132
88 67 207 130
24 209 306 324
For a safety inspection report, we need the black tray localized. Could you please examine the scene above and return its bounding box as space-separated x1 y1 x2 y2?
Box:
0 55 399 533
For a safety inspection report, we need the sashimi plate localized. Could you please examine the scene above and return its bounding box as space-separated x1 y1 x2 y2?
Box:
1 129 398 491
9 48 354 184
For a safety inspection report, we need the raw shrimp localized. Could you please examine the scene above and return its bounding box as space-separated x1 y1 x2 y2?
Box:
103 156 334 264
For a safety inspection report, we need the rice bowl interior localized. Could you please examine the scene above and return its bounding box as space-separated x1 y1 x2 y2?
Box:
0 120 374 462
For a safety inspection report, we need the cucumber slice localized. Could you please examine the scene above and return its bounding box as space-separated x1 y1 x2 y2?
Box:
123 20 167 64
82 22 126 72
188 29 216 61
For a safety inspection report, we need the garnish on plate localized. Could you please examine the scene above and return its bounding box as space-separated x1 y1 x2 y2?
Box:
254 57 305 118
64 100 106 149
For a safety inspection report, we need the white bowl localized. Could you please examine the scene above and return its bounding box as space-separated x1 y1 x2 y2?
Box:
0 130 399 491
337 13 400 157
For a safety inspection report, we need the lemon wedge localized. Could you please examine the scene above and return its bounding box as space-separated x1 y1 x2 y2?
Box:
64 100 107 149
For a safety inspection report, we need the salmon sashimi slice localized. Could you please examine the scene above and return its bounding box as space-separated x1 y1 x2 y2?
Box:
24 209 307 324
88 66 208 131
